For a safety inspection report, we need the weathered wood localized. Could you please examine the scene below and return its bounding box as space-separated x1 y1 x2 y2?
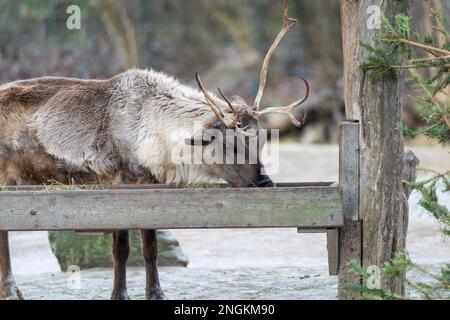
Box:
339 121 359 221
340 0 409 297
0 182 335 192
402 151 420 199
327 228 339 276
337 221 362 299
396 150 420 251
0 186 343 231
297 228 327 233
338 121 362 299
75 231 110 236
392 150 419 294
297 227 340 276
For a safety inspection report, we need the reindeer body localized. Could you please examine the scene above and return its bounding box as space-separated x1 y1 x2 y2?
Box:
0 69 218 187
0 69 271 300
0 1 306 299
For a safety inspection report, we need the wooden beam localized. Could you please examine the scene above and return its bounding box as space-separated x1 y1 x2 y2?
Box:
0 186 343 231
297 228 327 233
338 121 362 299
0 182 335 192
339 121 359 221
327 228 339 276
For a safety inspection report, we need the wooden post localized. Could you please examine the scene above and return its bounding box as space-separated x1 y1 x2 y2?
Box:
338 121 361 299
340 0 409 297
326 228 339 276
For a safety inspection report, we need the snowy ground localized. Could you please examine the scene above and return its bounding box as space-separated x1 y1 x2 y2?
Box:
9 143 450 299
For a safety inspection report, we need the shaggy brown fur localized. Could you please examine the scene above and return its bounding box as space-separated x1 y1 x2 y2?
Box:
0 75 160 186
0 69 272 300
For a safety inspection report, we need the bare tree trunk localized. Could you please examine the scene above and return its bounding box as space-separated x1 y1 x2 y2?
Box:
199 0 260 89
339 0 409 298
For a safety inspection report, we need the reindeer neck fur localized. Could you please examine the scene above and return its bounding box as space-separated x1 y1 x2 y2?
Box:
112 69 220 185
0 69 222 186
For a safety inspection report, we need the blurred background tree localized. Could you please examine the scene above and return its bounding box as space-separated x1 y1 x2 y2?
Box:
0 0 441 143
0 0 343 141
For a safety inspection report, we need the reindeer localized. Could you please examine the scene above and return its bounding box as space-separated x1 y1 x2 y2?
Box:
0 0 308 299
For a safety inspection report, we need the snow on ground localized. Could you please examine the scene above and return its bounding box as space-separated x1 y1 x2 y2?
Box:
9 143 450 299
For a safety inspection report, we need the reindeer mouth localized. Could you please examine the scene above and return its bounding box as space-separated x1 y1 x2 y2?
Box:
249 175 274 188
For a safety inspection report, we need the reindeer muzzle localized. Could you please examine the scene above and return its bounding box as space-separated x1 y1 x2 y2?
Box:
249 175 274 188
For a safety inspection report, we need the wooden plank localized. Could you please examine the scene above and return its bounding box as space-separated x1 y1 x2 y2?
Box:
326 228 339 276
337 121 362 298
339 121 359 221
338 220 362 299
75 231 110 236
297 228 327 233
274 182 335 187
0 186 343 231
0 181 336 192
0 184 170 191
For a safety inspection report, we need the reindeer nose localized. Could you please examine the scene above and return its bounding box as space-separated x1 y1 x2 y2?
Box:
249 175 274 188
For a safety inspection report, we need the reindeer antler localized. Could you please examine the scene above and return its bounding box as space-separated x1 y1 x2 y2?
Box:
196 73 258 136
253 0 309 127
257 75 309 127
195 0 308 134
253 0 298 111
195 73 238 129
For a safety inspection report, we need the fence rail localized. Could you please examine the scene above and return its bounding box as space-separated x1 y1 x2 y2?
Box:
0 184 343 231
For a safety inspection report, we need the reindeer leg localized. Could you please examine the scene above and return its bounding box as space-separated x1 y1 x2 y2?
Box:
111 230 130 300
0 231 23 300
141 230 164 300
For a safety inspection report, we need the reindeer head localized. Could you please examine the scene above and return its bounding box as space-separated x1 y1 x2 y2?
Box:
186 0 308 188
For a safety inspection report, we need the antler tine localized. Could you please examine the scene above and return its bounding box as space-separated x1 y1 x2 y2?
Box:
218 88 259 136
253 0 298 111
217 88 236 113
217 88 238 128
282 0 298 27
257 75 309 127
217 88 257 136
195 72 237 129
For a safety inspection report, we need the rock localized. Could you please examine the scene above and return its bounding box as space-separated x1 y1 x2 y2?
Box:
157 230 189 267
48 230 189 270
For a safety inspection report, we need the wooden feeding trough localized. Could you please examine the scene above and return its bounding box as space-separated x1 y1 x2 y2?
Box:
0 122 358 287
0 182 343 231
